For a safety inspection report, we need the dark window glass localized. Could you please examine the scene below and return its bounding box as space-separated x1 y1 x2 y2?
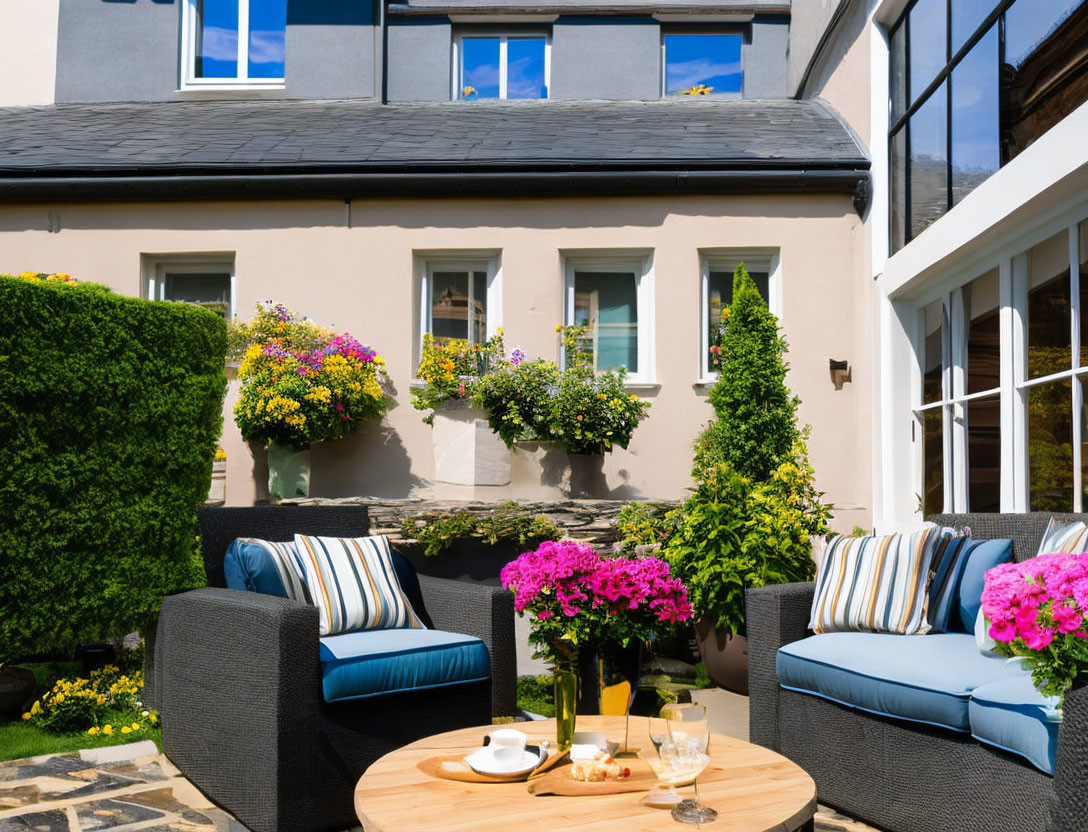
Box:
573 272 638 372
196 0 239 78
964 269 1000 394
1029 378 1073 512
1026 230 1072 379
951 25 999 206
909 82 948 240
923 408 944 515
923 300 944 404
248 0 287 79
432 270 488 343
891 22 907 122
951 0 996 53
707 268 769 368
891 128 907 253
909 0 948 103
664 34 743 96
967 395 1001 512
1080 221 1088 367
164 272 231 318
462 38 501 99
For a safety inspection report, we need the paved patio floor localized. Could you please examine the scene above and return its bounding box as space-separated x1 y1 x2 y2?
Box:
0 734 881 832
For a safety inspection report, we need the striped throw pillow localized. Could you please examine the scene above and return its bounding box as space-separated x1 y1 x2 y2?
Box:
1037 518 1088 556
925 533 973 632
809 525 958 635
230 538 311 603
293 534 425 636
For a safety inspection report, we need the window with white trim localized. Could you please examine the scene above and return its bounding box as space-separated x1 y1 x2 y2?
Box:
915 217 1088 513
454 32 549 100
699 252 776 380
181 0 287 88
420 255 501 350
563 254 653 383
145 256 235 319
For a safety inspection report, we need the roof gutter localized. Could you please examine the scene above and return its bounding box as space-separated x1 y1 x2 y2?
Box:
0 167 872 213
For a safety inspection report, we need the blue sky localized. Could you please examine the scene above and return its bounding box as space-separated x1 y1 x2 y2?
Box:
664 34 742 95
198 0 286 79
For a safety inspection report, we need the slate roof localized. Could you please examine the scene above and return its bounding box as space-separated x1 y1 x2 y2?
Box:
0 98 866 174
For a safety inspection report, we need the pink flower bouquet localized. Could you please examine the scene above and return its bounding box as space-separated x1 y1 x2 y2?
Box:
500 540 692 671
981 553 1088 702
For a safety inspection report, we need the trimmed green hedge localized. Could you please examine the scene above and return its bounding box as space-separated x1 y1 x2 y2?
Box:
0 276 226 662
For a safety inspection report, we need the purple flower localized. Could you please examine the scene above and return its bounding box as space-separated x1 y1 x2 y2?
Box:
511 348 526 367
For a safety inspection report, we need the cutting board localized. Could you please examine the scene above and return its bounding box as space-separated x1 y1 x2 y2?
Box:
418 750 568 784
526 759 657 796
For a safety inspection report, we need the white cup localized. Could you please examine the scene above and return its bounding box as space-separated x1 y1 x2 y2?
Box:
489 728 527 764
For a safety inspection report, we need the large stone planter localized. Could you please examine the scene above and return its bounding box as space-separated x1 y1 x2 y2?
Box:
206 459 226 504
694 617 748 695
268 442 311 501
432 403 510 486
394 538 524 587
0 666 35 717
510 441 569 498
568 453 608 499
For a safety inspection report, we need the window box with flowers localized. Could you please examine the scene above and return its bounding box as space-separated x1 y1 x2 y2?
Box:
230 302 389 500
412 330 512 486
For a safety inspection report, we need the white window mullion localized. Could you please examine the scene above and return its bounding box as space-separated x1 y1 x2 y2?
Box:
949 290 969 511
237 0 251 82
1011 252 1030 512
499 38 508 99
999 257 1018 511
1071 225 1083 511
941 294 954 513
544 38 551 98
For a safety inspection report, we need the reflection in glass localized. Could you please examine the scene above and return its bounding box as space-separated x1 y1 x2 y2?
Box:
1082 377 1088 512
951 26 999 206
909 0 947 102
967 396 1001 512
196 0 239 78
964 269 1000 395
923 300 944 405
909 83 948 240
890 22 906 122
1081 221 1088 367
462 38 501 98
891 128 907 253
507 38 547 99
1004 0 1081 69
923 409 944 516
1026 231 1071 379
431 270 487 343
248 0 287 78
1029 379 1073 512
664 34 743 96
951 0 995 53
707 269 768 369
164 272 231 318
573 272 638 372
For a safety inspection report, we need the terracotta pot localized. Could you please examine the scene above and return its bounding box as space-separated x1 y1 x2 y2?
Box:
0 666 35 717
694 618 749 695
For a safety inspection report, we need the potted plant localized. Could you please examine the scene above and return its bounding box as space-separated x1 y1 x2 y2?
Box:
500 540 692 748
231 302 388 500
663 265 831 693
0 660 35 718
411 331 511 486
206 446 226 504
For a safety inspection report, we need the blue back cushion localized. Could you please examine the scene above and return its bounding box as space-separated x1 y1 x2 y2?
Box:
953 538 1013 633
223 539 291 598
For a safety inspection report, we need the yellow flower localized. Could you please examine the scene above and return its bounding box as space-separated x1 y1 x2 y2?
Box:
30 701 41 715
576 415 583 421
131 722 141 730
554 324 563 332
103 725 113 735
629 394 638 400
121 726 131 734
55 693 65 704
97 695 107 705
21 712 31 721
496 327 503 336
87 726 98 735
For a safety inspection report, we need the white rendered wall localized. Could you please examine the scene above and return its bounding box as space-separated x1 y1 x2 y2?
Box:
0 0 59 106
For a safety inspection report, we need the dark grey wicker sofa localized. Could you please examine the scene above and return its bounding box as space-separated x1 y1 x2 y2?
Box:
151 505 516 832
747 513 1088 832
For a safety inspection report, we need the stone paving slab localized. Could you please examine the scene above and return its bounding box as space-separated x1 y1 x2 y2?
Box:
0 743 882 832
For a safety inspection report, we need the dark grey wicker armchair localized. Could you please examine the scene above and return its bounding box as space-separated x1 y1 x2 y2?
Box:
747 513 1088 832
151 506 516 832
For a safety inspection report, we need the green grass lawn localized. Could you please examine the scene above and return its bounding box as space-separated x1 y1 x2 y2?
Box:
0 661 162 764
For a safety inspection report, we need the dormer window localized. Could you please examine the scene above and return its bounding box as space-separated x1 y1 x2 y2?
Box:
181 0 287 88
662 33 743 97
454 33 549 100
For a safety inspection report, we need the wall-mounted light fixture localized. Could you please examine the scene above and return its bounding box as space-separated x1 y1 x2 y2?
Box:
829 359 851 391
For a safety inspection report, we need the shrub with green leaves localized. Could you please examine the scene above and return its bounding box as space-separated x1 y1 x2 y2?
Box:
400 502 561 558
664 264 831 636
615 502 676 553
0 274 222 664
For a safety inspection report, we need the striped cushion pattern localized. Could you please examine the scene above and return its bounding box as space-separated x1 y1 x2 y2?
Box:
294 534 425 636
809 525 958 635
234 538 311 603
925 534 973 632
1037 517 1088 556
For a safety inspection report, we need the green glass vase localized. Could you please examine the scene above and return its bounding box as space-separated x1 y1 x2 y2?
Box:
553 668 579 751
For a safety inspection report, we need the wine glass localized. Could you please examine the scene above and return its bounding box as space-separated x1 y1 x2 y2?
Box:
644 704 685 807
663 703 717 825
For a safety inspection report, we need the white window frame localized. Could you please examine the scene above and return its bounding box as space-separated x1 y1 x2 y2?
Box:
909 211 1088 514
416 252 503 371
180 0 286 90
562 251 655 386
698 249 781 382
660 30 745 99
452 32 551 101
143 253 236 319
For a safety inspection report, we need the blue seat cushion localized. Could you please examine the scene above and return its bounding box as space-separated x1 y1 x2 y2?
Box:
952 538 1013 633
777 632 1027 731
969 675 1060 775
319 629 490 703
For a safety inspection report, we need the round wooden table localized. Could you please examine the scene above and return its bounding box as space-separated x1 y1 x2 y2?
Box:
355 715 816 832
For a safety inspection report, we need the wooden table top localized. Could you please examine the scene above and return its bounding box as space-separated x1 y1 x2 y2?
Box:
354 715 817 832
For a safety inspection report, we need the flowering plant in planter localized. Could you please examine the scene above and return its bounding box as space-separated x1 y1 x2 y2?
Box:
232 302 388 450
411 330 507 423
981 552 1088 704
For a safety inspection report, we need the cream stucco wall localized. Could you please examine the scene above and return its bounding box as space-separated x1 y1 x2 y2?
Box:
0 0 59 106
0 194 872 531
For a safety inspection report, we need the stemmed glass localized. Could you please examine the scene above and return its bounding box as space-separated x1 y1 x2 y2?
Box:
663 703 717 825
644 703 685 807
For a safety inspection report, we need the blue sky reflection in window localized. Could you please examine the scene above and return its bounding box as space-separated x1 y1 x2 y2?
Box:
664 34 742 96
507 39 546 99
196 0 286 80
462 37 546 99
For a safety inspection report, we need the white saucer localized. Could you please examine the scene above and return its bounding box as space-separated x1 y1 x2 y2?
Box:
463 745 545 778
